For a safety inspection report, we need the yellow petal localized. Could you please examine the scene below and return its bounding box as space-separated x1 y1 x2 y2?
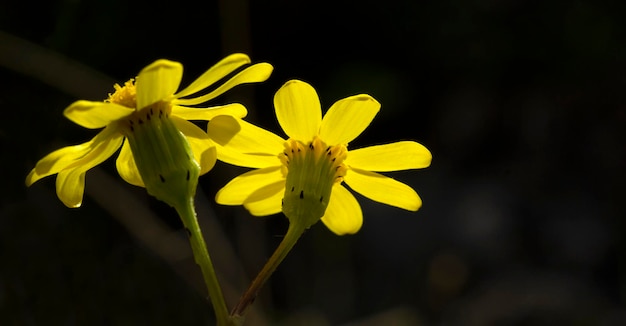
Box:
56 168 87 208
64 100 134 129
171 116 217 175
26 144 92 186
319 95 380 145
243 181 285 216
26 125 121 186
343 168 422 211
173 53 251 98
346 141 432 172
274 80 321 141
115 139 145 187
136 59 183 109
208 115 284 168
320 185 363 235
171 103 248 121
174 63 273 106
55 131 124 208
215 166 284 205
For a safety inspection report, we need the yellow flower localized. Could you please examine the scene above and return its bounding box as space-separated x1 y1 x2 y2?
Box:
26 54 273 208
210 80 432 235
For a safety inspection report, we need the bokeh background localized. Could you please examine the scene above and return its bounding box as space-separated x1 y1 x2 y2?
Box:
2 0 625 325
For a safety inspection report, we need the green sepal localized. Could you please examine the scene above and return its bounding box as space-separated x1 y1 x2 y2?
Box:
281 137 346 229
125 102 200 209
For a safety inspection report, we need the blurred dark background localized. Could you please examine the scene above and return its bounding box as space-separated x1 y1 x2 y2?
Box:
2 0 626 325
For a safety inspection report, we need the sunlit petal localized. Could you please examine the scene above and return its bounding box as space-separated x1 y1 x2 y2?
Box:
26 144 92 186
274 80 321 141
64 100 134 129
26 125 121 186
55 131 125 208
208 115 284 168
344 168 422 211
116 139 145 187
174 63 273 106
319 95 380 145
171 116 217 175
215 166 284 205
320 185 363 235
173 53 251 98
244 184 284 216
171 103 247 121
346 141 432 172
136 59 183 109
216 149 281 169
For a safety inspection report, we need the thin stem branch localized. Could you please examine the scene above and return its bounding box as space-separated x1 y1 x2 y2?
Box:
176 199 231 326
231 222 305 319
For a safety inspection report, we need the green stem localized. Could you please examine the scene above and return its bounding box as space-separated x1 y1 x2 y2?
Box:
230 222 305 319
176 199 231 326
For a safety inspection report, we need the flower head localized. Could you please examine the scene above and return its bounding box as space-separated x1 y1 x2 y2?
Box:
211 80 431 235
26 54 273 208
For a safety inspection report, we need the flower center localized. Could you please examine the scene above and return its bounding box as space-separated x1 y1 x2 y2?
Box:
122 100 201 209
106 79 137 109
280 136 347 229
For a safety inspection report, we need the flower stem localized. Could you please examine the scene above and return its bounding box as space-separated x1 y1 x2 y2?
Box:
176 199 231 326
230 222 305 319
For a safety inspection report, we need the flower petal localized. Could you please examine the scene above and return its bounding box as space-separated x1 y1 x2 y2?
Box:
274 80 322 141
208 115 284 168
173 53 251 98
215 166 284 205
243 181 285 216
171 116 217 175
319 95 380 145
320 184 363 235
56 169 87 208
26 125 121 186
174 63 273 106
346 141 432 172
171 103 247 121
115 138 145 187
136 59 183 109
344 167 422 211
64 100 134 129
55 130 124 207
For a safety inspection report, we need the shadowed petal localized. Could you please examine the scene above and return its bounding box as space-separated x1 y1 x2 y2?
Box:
171 103 247 121
346 141 432 172
344 167 422 211
174 53 251 98
319 95 380 145
136 59 183 109
116 139 144 187
171 116 217 175
243 181 285 216
274 80 321 141
56 169 87 208
320 184 363 235
216 166 284 205
64 100 134 129
174 63 273 106
208 115 284 168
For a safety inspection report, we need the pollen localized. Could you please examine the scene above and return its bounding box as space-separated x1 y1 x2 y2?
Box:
106 79 137 109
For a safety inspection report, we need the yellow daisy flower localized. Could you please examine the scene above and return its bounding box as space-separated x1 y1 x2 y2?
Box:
26 54 273 208
210 80 432 235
